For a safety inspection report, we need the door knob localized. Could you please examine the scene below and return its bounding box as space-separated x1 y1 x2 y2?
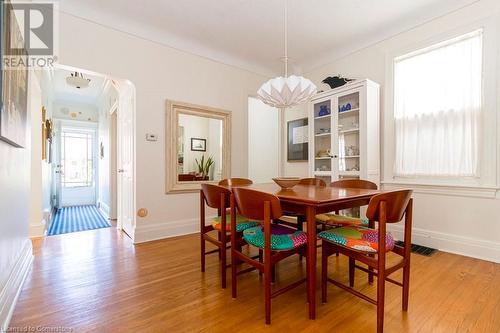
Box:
118 169 125 173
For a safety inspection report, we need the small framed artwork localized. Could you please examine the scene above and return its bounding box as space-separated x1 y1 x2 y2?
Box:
191 138 206 152
287 118 309 161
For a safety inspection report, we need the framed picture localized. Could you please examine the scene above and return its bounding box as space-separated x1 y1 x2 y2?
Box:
190 137 206 152
287 118 309 161
0 1 29 147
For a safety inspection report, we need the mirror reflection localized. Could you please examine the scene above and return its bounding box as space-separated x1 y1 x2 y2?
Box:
177 113 223 182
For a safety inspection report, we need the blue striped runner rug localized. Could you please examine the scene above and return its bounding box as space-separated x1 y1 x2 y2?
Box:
48 205 111 236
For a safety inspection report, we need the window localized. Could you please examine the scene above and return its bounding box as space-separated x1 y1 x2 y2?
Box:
61 129 94 187
393 30 482 178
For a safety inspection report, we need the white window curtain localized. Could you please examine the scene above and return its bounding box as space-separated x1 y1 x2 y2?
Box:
394 30 482 177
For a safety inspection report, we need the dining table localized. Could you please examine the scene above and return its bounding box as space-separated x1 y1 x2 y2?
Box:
225 182 382 319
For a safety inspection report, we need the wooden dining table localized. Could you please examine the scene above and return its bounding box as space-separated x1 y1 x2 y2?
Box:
226 182 382 319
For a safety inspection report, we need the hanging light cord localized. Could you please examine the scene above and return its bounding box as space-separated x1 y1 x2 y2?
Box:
284 0 288 78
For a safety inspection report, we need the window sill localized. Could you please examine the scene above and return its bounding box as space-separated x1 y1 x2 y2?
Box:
381 180 499 199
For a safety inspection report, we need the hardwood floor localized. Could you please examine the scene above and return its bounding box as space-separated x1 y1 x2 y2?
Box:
10 228 500 332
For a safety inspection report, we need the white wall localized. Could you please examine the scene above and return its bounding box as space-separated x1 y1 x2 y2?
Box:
56 11 268 242
30 71 56 237
303 0 500 262
248 97 279 183
0 71 34 330
29 71 46 237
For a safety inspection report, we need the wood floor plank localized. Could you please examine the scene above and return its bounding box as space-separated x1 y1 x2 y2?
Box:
9 228 500 332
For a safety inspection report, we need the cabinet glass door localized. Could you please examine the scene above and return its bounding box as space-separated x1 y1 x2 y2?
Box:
335 91 360 180
312 98 332 183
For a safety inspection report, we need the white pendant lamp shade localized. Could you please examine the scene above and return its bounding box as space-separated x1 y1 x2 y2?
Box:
257 75 317 108
256 0 316 108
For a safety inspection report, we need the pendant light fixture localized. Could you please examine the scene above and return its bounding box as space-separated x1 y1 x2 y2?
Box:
257 0 316 108
66 71 91 89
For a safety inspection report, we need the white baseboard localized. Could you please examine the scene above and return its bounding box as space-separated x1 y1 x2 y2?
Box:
388 224 500 264
98 201 110 220
134 216 216 244
0 240 34 332
28 220 46 238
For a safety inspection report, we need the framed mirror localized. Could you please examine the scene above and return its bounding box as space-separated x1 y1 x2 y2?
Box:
166 100 231 193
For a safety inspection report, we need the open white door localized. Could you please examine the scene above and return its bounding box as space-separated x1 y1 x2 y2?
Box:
116 81 135 239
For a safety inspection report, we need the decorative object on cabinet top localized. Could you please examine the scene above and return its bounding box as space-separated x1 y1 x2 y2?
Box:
322 75 354 89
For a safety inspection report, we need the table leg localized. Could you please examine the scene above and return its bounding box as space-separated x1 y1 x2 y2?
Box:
306 205 317 319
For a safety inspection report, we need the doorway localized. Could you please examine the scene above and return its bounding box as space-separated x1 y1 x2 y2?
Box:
248 97 280 182
36 65 136 238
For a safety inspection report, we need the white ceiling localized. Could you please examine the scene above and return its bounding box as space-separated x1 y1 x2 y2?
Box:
52 68 106 105
59 0 479 76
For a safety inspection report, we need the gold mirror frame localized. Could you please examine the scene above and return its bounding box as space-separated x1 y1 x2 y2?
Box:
165 100 231 193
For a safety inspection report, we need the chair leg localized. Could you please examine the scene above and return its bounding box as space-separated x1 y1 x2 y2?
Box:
368 254 375 284
264 256 272 324
220 239 227 289
200 233 205 272
258 249 263 277
377 268 386 333
217 232 222 259
231 249 237 298
305 249 310 303
402 257 410 311
321 243 329 303
349 258 355 288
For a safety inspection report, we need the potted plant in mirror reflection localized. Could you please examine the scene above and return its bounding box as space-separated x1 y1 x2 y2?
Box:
195 155 215 180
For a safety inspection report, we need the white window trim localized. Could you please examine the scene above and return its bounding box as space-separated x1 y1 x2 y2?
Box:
384 17 499 191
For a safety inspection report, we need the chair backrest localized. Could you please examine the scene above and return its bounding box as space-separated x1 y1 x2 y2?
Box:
218 178 253 186
331 179 378 190
201 183 231 210
366 190 413 223
299 178 326 187
232 187 282 221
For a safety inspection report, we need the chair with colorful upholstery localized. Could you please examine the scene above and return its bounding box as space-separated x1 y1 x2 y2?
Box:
316 179 377 228
320 190 413 333
230 187 308 324
200 183 259 288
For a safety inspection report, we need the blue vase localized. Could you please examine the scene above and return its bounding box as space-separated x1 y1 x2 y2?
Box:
346 103 352 110
319 105 330 117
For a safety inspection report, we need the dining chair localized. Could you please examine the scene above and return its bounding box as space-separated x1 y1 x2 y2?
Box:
316 179 378 228
319 190 413 333
230 187 308 324
200 183 260 288
218 178 253 186
280 178 326 231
